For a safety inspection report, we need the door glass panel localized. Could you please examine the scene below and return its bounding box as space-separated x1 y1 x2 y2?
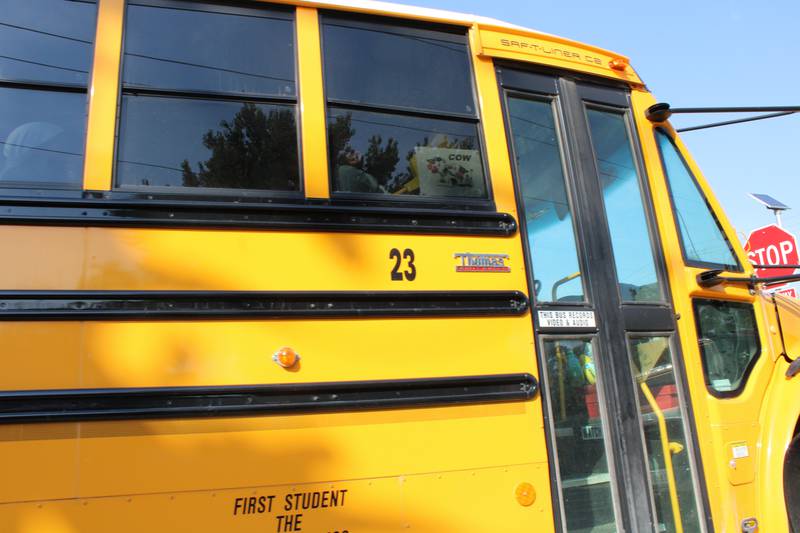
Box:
543 339 617 532
585 108 662 302
628 337 702 533
508 97 583 302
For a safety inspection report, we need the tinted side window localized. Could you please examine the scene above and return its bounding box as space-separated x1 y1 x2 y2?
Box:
0 0 96 86
655 129 740 270
322 15 488 201
0 0 97 188
123 2 295 97
0 88 87 186
694 299 760 395
116 1 299 194
118 97 298 190
323 20 473 115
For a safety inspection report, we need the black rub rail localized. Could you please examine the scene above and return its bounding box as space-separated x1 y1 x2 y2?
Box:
0 196 517 236
0 374 538 424
0 290 530 320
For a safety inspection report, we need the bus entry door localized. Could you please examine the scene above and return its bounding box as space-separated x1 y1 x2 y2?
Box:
499 67 707 533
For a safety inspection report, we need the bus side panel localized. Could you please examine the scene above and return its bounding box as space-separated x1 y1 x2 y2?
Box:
0 227 527 292
756 300 800 533
0 221 554 531
0 463 553 533
0 312 547 499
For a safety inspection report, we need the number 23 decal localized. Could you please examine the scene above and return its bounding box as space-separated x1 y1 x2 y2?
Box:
389 248 416 281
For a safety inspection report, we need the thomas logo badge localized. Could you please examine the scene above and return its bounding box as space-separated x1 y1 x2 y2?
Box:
454 253 511 273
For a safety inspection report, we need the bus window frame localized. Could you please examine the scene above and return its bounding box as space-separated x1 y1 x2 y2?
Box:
692 297 762 399
112 0 304 200
653 127 743 273
319 11 495 210
0 0 98 192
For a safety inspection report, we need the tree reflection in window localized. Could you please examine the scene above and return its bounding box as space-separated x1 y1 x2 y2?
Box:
321 15 486 200
328 110 484 198
115 1 298 195
179 103 298 191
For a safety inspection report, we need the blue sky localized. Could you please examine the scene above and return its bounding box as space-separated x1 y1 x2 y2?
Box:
409 0 800 246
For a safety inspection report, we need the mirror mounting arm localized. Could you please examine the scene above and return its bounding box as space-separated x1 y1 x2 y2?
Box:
696 269 800 288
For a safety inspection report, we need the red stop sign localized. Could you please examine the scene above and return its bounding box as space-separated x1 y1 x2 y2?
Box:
745 224 799 280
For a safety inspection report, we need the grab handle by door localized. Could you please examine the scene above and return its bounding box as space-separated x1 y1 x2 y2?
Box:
640 381 684 533
552 271 581 302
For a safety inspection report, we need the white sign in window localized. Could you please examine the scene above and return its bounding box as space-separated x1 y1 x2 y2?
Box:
537 310 596 328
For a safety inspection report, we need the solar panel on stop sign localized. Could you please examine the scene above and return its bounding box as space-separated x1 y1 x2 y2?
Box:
749 193 790 210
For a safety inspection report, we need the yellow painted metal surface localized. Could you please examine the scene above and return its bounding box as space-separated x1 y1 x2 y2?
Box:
476 28 643 85
5 0 799 531
468 25 519 217
0 227 528 292
0 315 534 390
755 356 800 533
82 0 124 191
0 463 552 532
297 7 330 198
725 439 755 486
631 88 797 532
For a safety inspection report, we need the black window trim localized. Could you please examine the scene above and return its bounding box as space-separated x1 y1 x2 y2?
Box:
0 79 89 94
121 86 297 105
127 0 294 20
0 0 98 192
321 13 469 44
113 0 304 199
319 11 495 210
692 297 761 399
326 99 479 123
654 127 743 273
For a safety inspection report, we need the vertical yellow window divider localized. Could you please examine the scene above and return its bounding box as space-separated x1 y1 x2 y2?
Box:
467 24 514 214
296 7 330 198
83 0 125 191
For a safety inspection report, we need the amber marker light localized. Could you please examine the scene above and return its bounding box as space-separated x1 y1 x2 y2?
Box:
273 346 300 368
609 58 628 71
515 482 536 506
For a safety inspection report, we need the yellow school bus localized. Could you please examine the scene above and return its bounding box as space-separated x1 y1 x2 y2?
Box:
1 0 799 531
